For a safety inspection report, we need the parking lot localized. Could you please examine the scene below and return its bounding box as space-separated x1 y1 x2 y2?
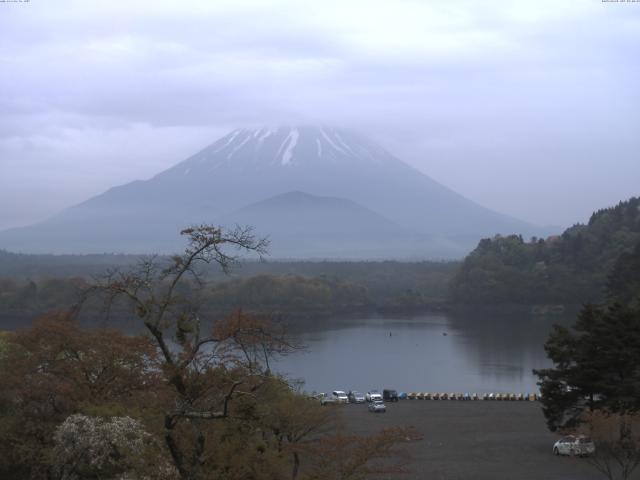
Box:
339 400 604 480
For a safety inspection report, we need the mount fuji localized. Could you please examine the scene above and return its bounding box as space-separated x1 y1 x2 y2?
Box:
0 126 546 258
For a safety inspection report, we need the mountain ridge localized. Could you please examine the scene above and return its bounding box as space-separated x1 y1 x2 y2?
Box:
0 126 551 257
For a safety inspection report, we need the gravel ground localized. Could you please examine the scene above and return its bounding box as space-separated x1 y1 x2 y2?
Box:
338 400 604 480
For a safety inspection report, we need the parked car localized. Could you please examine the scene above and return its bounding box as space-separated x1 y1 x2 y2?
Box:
553 435 595 456
317 393 338 406
368 400 386 413
332 390 349 403
366 390 382 402
348 391 366 403
383 389 399 402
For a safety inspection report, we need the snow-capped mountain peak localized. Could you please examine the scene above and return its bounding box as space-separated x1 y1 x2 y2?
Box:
169 126 393 177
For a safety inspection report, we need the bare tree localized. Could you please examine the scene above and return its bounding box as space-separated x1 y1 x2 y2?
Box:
83 225 302 480
581 412 640 480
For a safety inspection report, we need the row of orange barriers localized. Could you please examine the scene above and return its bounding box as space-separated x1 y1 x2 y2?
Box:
406 392 539 401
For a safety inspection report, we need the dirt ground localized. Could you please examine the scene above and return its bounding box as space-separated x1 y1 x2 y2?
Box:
338 400 604 480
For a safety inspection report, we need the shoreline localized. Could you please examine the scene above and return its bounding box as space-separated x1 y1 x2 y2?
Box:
0 302 580 332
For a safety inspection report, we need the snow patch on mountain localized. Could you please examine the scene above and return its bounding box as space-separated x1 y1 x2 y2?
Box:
256 127 275 144
213 129 241 155
334 131 358 157
227 131 252 159
320 128 349 157
279 129 299 165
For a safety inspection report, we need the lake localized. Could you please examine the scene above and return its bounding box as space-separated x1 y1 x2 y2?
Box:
1 308 573 396
274 310 573 395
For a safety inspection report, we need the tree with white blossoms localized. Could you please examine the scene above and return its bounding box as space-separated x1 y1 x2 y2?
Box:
53 414 176 480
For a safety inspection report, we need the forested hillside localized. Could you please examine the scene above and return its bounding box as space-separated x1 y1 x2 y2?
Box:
450 197 640 305
0 250 136 278
0 260 457 327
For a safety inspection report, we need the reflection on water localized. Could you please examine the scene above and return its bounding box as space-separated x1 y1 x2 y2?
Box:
2 309 575 395
274 311 574 394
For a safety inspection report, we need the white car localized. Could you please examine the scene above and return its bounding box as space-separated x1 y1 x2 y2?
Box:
368 400 386 413
317 393 337 406
348 391 366 403
553 435 595 456
366 390 383 402
331 390 349 403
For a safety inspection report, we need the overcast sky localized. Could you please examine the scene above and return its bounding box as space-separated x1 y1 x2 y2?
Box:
1 0 638 231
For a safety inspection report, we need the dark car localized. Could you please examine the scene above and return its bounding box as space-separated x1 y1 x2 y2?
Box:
383 389 399 402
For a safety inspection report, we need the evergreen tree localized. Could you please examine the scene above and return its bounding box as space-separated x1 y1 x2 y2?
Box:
534 241 640 431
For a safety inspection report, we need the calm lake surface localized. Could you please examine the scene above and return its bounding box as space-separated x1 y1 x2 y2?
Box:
274 311 573 395
1 309 573 396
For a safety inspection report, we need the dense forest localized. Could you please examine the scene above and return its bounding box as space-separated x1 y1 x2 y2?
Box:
0 256 457 327
450 197 640 305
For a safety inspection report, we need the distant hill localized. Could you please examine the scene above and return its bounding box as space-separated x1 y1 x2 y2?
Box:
0 126 548 257
219 191 440 259
450 197 640 305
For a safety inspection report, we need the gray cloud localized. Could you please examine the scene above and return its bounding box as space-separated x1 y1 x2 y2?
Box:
0 0 639 230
